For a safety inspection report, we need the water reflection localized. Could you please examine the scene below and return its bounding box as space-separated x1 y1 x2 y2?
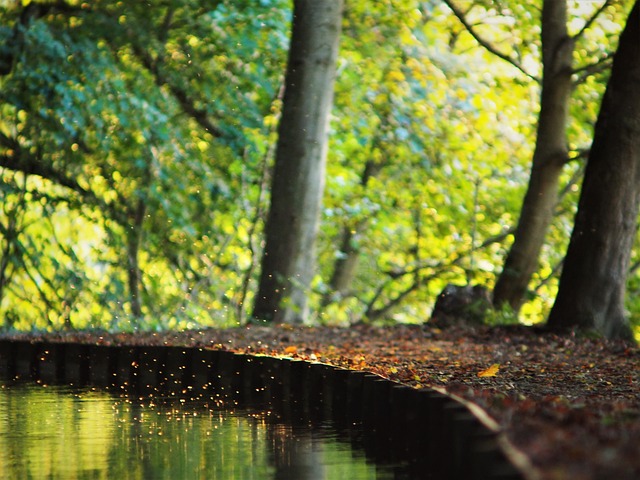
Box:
0 383 392 479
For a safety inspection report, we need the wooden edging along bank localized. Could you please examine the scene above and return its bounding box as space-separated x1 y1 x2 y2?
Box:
0 339 535 480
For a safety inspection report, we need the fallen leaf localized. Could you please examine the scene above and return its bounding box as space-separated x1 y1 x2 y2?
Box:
284 346 298 355
478 363 501 377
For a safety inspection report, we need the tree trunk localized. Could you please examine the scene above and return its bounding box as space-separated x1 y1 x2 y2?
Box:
493 0 573 311
321 225 361 305
127 198 146 319
546 0 640 341
321 159 383 307
252 0 343 324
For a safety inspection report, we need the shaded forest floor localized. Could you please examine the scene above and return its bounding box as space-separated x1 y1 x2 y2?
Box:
5 323 639 480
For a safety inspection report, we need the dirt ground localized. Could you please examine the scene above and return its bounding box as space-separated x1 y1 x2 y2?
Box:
5 323 639 480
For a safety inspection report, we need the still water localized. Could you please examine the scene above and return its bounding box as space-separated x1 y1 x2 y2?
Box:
0 382 397 479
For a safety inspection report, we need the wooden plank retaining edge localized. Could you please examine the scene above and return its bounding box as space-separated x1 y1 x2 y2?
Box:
0 339 531 479
431 385 543 480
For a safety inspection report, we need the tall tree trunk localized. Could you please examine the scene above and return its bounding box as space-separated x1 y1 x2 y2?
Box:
546 0 640 341
252 0 343 324
127 197 146 319
493 0 574 311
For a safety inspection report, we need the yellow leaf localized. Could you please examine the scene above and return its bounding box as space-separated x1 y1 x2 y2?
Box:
478 363 500 378
387 70 406 83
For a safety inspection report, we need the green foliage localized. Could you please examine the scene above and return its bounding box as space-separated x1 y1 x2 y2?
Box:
483 304 521 327
0 0 289 330
0 0 632 331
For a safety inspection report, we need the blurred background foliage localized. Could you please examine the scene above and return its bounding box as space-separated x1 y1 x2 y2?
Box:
0 0 636 332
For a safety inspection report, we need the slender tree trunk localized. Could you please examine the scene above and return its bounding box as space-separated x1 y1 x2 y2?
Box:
127 198 146 319
322 225 361 305
547 0 640 341
321 159 383 307
493 0 574 311
252 0 343 324
0 233 16 309
0 213 19 307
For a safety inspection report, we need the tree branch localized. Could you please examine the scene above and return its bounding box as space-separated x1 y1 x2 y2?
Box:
566 147 591 164
365 277 422 321
381 226 516 280
0 135 128 225
0 153 87 198
442 0 540 83
129 44 225 139
533 257 564 294
572 55 614 86
569 1 617 86
573 0 613 42
363 225 518 321
8 0 227 140
1 1 87 76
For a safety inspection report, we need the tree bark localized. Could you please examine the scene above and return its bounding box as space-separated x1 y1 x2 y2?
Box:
546 0 640 341
252 0 343 324
492 0 574 311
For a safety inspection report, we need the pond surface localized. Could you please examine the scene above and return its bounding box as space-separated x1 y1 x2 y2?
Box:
0 382 402 479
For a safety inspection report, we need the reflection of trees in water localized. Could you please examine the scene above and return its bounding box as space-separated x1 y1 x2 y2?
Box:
269 424 327 480
0 384 379 479
0 386 114 477
267 422 381 479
